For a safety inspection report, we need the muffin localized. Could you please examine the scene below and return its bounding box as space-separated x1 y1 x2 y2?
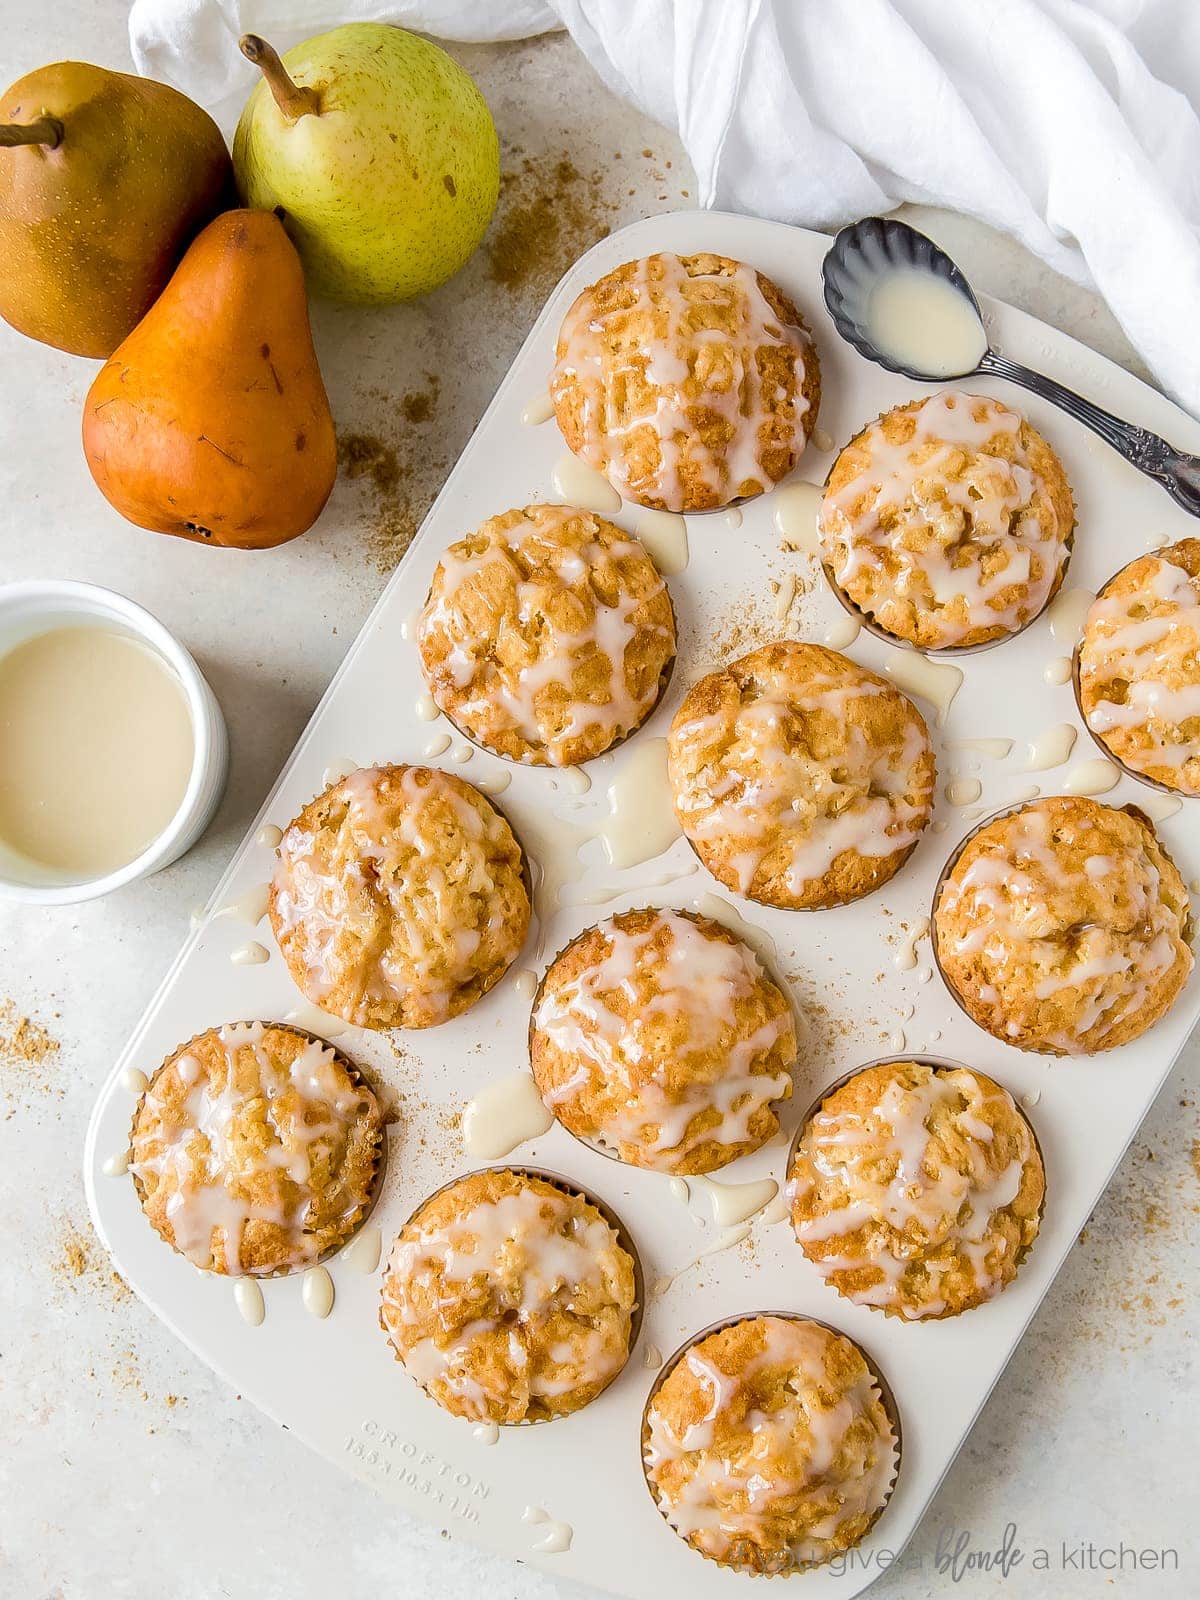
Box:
530 907 795 1173
643 1315 897 1574
417 503 676 766
270 764 530 1030
933 797 1192 1054
667 642 935 910
551 251 820 513
820 392 1074 650
129 1022 383 1276
1078 539 1200 794
379 1168 637 1424
789 1060 1043 1319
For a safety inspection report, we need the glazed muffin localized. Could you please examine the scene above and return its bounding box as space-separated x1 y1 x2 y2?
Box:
820 392 1074 650
129 1022 383 1276
552 251 820 513
1078 539 1200 794
379 1168 637 1424
933 797 1192 1055
270 764 530 1030
417 503 676 766
789 1060 1043 1319
643 1315 897 1574
530 907 795 1174
668 642 935 910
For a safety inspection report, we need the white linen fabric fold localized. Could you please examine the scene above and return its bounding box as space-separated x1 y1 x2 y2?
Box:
129 0 1200 416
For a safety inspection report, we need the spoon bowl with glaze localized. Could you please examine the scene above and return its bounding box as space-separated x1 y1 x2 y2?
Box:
823 216 1200 519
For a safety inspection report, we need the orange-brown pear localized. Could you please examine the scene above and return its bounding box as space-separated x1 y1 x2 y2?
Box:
82 210 336 549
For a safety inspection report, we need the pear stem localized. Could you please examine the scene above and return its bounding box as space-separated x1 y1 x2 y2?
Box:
0 116 64 149
239 34 320 121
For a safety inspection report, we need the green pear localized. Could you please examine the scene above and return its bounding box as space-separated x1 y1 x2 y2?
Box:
233 24 499 304
0 61 232 357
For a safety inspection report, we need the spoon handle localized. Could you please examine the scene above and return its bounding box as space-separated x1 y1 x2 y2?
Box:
978 350 1200 519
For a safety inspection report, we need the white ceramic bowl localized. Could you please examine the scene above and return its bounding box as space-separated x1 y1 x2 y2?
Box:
0 580 228 904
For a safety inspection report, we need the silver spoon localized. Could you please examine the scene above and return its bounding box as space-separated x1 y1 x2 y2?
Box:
822 216 1200 518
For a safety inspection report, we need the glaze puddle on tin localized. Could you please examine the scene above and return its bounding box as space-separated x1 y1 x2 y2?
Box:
811 426 835 453
758 1187 792 1226
556 766 591 796
642 1343 664 1369
322 757 359 787
824 614 862 649
566 860 699 909
340 1226 382 1275
894 916 930 972
865 269 986 377
551 453 622 516
102 1149 131 1177
652 1222 754 1297
879 650 963 726
302 1266 334 1319
473 768 512 796
724 506 743 530
415 692 438 722
772 481 822 553
1062 758 1120 795
512 968 538 1001
1136 792 1183 822
472 1421 500 1446
230 941 270 967
256 823 283 849
0 625 193 877
634 508 689 576
216 882 270 926
669 1177 690 1204
599 738 681 869
944 778 981 807
694 892 783 976
946 737 1013 760
399 610 421 642
462 1072 553 1160
450 743 474 764
688 1174 779 1227
1046 586 1095 646
522 1507 573 1554
521 392 555 426
424 731 452 759
234 1280 265 1327
1023 723 1077 772
121 1067 148 1095
1043 656 1073 686
282 1001 349 1039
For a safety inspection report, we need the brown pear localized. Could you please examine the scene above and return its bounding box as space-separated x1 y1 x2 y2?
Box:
82 209 336 549
0 61 233 358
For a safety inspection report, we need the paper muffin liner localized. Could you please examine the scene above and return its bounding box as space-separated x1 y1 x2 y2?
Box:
412 543 679 769
379 1163 645 1428
640 1309 902 1578
526 907 796 1172
1070 558 1194 796
127 1019 389 1279
785 1054 1047 1320
930 798 1194 1053
815 407 1076 657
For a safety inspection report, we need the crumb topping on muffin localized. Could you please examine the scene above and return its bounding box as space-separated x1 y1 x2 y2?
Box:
130 1022 383 1276
530 907 795 1173
789 1060 1043 1319
270 764 530 1030
933 797 1192 1054
417 504 676 766
552 251 820 513
667 642 935 909
380 1169 636 1424
643 1315 897 1573
820 392 1073 650
1079 539 1200 794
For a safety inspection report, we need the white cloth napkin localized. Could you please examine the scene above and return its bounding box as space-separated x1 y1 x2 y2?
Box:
129 0 1200 418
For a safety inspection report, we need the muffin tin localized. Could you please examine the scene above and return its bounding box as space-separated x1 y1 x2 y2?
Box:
85 210 1200 1597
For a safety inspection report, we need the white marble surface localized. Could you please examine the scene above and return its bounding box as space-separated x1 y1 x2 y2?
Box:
1 11 1197 1600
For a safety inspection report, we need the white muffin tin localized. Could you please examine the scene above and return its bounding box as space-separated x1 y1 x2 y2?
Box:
85 211 1200 1597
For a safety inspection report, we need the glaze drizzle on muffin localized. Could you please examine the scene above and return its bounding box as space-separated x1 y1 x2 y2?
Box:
552 252 820 512
1078 539 1200 794
643 1315 897 1573
820 392 1073 650
130 1022 383 1276
933 797 1192 1054
789 1060 1043 1319
530 907 795 1173
270 764 530 1030
417 504 675 766
380 1169 636 1424
668 642 935 909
